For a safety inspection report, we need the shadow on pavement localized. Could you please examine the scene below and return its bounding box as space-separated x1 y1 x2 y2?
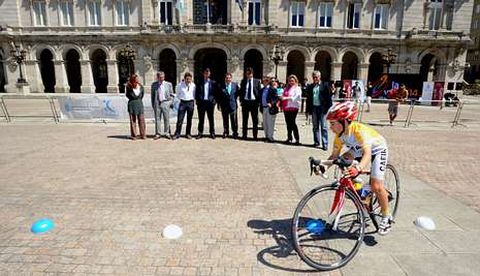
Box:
107 135 132 140
247 218 318 273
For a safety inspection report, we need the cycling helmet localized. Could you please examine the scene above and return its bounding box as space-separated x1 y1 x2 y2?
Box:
326 101 358 121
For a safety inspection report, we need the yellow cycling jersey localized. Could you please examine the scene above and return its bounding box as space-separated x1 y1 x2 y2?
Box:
333 121 387 156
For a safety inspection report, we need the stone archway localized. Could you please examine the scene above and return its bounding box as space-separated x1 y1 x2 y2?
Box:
39 49 56 93
91 49 108 93
65 49 82 93
243 49 263 79
341 51 358 80
287 50 305 82
420 53 439 82
314 51 332 82
368 52 383 83
193 48 227 84
159 49 177 87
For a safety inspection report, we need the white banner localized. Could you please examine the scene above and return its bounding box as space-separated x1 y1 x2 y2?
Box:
421 82 434 105
58 95 179 121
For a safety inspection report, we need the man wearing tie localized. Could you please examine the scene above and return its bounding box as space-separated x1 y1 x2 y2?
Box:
239 67 261 140
151 71 174 140
219 72 240 139
195 68 218 139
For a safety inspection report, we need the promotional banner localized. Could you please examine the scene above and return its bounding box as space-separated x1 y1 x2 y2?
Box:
432 82 445 106
352 80 365 102
421 82 434 105
342 80 352 99
58 95 178 121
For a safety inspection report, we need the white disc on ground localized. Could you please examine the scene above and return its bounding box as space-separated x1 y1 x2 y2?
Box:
414 216 436 230
162 224 183 239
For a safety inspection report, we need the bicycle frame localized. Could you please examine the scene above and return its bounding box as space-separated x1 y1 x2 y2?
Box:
328 176 370 231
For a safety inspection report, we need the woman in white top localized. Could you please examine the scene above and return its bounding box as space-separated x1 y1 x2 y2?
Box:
125 74 146 140
280 74 302 144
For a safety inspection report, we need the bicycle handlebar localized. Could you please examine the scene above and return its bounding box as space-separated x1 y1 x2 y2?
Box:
309 156 365 178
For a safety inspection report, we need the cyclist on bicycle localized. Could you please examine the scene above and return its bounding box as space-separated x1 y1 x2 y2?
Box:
325 101 392 235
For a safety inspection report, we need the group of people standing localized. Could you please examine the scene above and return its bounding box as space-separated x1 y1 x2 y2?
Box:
125 68 333 150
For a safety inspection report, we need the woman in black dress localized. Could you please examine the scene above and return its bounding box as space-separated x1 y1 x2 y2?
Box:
125 74 146 140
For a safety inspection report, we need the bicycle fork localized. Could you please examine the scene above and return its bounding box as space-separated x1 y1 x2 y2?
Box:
328 187 346 231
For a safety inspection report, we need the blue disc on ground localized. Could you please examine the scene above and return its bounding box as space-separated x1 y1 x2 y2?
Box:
306 219 325 234
31 218 55 234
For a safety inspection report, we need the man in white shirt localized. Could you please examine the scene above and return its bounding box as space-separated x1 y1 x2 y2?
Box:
151 71 174 140
173 72 196 139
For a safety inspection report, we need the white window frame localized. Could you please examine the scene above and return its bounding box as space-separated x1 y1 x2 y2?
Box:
247 0 262 26
429 0 442 30
88 1 102 26
290 1 305 28
116 0 130 26
59 1 74 26
318 2 333 28
33 1 47 26
373 4 388 30
159 0 173 25
347 3 361 29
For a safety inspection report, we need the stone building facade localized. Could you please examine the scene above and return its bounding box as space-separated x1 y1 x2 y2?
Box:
0 0 474 94
466 0 480 83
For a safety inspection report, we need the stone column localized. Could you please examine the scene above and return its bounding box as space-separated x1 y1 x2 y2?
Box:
106 59 119 93
331 62 342 82
26 60 42 93
142 55 155 87
357 63 369 81
277 61 288 84
176 58 194 84
262 60 273 78
228 56 241 80
80 60 95 93
54 60 68 93
304 61 315 82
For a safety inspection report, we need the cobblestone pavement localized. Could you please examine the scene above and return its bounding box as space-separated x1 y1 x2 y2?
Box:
0 100 479 275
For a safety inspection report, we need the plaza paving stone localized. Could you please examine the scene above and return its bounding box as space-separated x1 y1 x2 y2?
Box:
0 99 479 275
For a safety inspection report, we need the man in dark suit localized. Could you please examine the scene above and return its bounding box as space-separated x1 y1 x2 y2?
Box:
218 72 240 139
239 67 262 140
305 71 333 150
195 68 218 139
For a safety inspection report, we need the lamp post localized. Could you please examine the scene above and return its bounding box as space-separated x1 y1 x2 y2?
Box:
10 44 27 84
270 45 285 79
117 44 136 92
382 48 397 76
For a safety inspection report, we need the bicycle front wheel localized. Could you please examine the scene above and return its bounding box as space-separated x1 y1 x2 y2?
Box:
291 185 366 271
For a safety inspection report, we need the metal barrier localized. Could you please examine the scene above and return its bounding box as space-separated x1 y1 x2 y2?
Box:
354 98 478 128
0 94 479 128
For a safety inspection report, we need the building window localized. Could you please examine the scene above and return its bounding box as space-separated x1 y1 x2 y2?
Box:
248 0 261 25
159 0 173 25
33 1 47 26
59 1 74 26
373 4 388 30
290 1 305 27
116 0 129 26
429 0 442 30
318 2 333 28
88 1 102 26
347 3 361 29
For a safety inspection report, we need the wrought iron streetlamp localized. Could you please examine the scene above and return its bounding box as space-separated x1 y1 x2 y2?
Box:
117 44 136 92
270 45 285 79
10 44 27 84
382 48 397 75
118 44 136 76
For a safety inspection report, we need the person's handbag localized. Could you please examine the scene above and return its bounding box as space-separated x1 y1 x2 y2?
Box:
269 105 279 115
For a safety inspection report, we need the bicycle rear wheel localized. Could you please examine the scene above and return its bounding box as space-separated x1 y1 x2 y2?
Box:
371 164 400 219
291 185 365 271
